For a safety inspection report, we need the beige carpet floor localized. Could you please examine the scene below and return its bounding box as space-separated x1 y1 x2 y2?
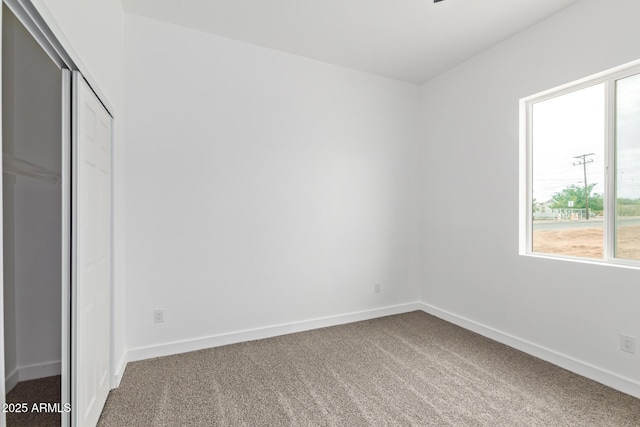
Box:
5 375 61 426
98 311 640 426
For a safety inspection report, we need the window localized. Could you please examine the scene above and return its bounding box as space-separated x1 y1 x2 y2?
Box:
521 60 640 266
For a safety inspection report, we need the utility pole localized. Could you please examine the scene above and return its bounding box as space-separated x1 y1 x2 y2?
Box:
573 153 595 220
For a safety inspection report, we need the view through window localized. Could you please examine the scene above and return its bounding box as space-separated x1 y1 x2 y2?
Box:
615 73 640 260
531 84 605 258
526 64 640 264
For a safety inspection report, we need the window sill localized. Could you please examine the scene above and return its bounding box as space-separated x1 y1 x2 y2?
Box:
521 251 640 271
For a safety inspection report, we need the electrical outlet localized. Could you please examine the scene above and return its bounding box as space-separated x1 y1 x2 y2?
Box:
620 334 636 354
154 309 164 323
374 283 381 294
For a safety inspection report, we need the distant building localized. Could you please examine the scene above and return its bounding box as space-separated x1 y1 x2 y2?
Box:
534 201 589 221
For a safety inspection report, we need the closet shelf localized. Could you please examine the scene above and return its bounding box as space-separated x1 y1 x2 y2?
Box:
2 153 60 184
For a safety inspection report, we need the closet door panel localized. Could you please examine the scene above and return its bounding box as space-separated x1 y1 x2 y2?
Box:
72 71 111 427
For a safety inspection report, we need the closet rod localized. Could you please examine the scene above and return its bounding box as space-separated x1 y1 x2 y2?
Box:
2 153 60 184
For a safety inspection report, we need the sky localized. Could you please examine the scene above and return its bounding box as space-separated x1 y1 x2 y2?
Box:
532 73 640 203
532 83 605 203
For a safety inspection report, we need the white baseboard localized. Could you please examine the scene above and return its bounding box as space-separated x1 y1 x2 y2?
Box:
112 352 127 389
418 302 640 399
5 368 19 394
127 302 422 362
19 360 61 382
5 361 61 393
125 301 640 400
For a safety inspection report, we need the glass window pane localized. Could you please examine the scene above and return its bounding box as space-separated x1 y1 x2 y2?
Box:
615 73 640 260
531 84 605 258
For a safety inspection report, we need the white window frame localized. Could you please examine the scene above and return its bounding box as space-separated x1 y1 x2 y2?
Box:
520 58 640 269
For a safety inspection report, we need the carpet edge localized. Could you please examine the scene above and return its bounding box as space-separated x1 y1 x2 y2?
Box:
126 302 422 363
419 302 640 399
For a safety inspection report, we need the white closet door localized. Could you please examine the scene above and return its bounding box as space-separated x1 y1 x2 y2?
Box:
61 68 71 427
72 71 112 427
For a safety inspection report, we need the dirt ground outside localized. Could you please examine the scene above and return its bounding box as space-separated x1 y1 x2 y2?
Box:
533 224 640 260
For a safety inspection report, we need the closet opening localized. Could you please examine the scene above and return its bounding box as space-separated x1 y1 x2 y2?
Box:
2 4 64 425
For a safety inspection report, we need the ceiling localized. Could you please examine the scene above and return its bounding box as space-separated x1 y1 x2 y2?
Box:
121 0 581 84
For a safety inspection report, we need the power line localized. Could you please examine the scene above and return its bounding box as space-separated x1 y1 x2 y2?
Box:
573 153 595 219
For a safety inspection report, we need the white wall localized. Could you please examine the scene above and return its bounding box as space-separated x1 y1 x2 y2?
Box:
13 185 61 371
30 0 127 382
419 0 640 396
124 14 422 356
